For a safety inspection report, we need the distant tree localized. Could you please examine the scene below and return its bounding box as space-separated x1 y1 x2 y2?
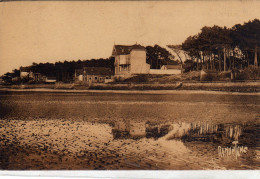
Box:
146 45 177 69
232 19 260 67
182 35 201 70
12 69 20 77
181 25 234 71
167 45 186 64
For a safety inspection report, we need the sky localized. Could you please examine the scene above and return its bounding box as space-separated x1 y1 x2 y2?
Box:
1 1 260 75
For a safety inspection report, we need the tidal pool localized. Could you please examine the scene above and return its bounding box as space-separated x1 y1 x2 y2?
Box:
0 90 259 169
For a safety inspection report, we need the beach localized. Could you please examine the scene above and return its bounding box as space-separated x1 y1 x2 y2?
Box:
0 90 259 169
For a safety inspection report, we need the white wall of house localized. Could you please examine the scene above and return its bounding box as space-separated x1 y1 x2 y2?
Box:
119 55 130 65
149 69 182 75
115 55 131 75
78 75 83 81
83 74 112 83
130 49 150 74
160 66 168 70
20 72 29 78
45 78 56 83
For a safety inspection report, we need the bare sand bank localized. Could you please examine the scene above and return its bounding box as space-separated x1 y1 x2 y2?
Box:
0 87 259 96
1 81 260 92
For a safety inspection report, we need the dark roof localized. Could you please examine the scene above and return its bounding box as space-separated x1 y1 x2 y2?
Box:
112 44 146 56
46 77 56 80
163 65 182 70
83 67 113 76
75 69 84 75
20 67 31 72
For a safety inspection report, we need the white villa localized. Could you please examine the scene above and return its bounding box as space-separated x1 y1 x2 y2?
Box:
112 44 150 78
112 44 182 79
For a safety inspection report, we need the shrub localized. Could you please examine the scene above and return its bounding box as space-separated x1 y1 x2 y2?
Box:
218 71 231 79
124 75 149 83
236 66 260 80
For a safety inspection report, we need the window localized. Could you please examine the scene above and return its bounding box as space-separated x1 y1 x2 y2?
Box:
95 76 98 80
105 76 109 79
99 77 102 81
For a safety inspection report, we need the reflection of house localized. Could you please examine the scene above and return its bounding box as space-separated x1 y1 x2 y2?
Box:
165 122 243 145
112 120 171 139
129 121 146 137
112 120 146 139
75 67 113 83
112 44 150 78
146 123 172 139
182 123 257 163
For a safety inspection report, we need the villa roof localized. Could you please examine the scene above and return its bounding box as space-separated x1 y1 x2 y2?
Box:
20 67 31 72
83 67 113 76
75 69 84 75
112 44 146 56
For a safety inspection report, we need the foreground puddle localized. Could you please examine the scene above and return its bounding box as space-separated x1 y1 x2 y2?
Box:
0 119 259 170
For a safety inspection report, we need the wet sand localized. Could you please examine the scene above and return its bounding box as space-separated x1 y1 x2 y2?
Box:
0 119 229 170
0 91 259 170
0 87 260 95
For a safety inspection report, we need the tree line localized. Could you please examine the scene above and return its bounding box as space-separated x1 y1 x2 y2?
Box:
169 19 260 71
1 45 178 83
1 58 114 83
2 18 259 84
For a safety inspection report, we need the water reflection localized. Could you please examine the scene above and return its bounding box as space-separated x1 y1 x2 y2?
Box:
112 120 259 161
112 120 146 139
112 120 171 139
112 120 245 143
179 122 243 144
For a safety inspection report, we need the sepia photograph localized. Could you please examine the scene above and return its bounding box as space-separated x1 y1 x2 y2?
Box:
0 0 259 177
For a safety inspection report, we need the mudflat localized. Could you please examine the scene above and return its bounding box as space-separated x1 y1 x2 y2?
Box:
0 91 259 169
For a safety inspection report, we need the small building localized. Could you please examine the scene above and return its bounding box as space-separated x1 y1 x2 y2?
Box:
45 77 56 83
75 67 113 83
160 64 182 74
11 77 20 83
33 73 45 82
149 64 182 75
20 67 33 79
75 69 84 82
161 65 182 71
112 44 150 78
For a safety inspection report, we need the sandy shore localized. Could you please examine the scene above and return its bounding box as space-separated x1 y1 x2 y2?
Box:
0 87 260 96
0 119 225 170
